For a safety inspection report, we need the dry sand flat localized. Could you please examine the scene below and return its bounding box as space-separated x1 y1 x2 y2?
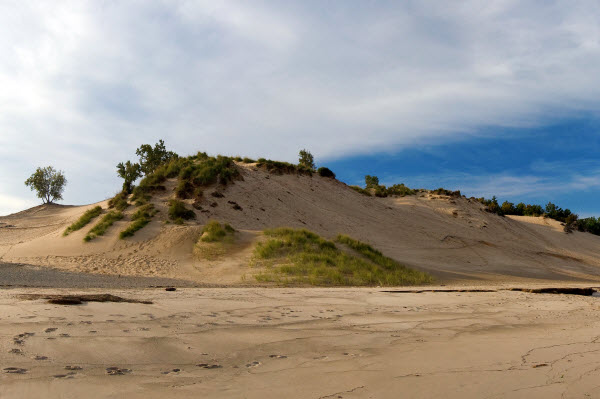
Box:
2 287 600 398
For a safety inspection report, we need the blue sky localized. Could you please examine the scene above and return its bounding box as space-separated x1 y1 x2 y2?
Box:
1 1 600 216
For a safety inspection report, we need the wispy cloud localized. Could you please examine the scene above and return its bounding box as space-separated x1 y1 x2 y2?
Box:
2 1 600 214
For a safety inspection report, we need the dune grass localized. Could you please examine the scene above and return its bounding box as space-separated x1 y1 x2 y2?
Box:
84 211 123 242
168 199 196 224
63 206 103 236
252 228 432 286
119 204 158 239
195 221 237 260
108 191 130 211
200 220 235 242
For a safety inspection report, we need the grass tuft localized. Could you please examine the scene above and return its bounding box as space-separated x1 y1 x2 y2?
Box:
200 220 235 242
84 211 123 242
63 206 103 236
195 221 237 260
119 204 158 239
168 199 195 222
108 192 130 211
252 228 432 286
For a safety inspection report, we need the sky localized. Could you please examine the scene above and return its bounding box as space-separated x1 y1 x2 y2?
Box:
1 1 599 216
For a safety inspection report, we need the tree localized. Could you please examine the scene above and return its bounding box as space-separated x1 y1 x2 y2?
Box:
298 149 315 170
365 175 379 189
136 139 177 175
117 161 142 194
24 166 67 204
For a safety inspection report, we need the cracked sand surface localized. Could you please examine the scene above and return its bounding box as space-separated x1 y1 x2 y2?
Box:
1 287 600 398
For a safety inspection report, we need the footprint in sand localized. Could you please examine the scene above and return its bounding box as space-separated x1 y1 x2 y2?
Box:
245 361 261 368
4 367 27 374
269 354 287 359
65 366 83 371
196 364 222 369
59 333 70 338
161 368 181 374
106 367 132 375
9 348 23 354
53 372 76 379
44 328 57 333
33 355 48 360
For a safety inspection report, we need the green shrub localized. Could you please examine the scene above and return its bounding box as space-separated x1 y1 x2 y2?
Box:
242 157 256 163
386 184 415 197
84 211 123 242
168 199 195 221
200 220 235 243
175 180 194 199
108 192 129 211
317 167 336 178
350 185 371 196
256 158 311 175
63 206 103 236
252 228 432 286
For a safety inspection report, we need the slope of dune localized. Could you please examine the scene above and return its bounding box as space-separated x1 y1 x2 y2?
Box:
1 162 600 285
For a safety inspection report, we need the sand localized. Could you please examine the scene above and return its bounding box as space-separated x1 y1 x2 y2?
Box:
2 286 600 398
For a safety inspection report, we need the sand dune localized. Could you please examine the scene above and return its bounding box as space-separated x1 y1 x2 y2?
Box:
2 162 600 285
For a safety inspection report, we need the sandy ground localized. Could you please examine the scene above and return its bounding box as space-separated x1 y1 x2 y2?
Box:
2 286 600 399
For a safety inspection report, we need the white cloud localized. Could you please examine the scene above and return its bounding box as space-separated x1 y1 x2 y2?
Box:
2 0 600 213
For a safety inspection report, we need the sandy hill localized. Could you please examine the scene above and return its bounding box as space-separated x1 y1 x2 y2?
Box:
1 162 600 285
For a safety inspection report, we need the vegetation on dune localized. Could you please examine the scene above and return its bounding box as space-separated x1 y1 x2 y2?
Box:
168 199 195 224
200 220 235 242
24 166 67 204
252 228 432 286
317 167 336 178
119 204 158 239
351 175 417 198
298 149 316 170
473 196 600 235
84 211 123 242
63 206 103 236
136 139 178 176
117 161 142 194
195 221 237 260
108 191 130 211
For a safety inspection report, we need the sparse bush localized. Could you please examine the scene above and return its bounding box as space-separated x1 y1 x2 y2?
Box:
386 184 415 197
168 199 195 221
84 211 123 242
175 180 194 199
108 191 129 211
350 185 372 196
63 206 103 236
431 188 461 197
242 157 256 163
298 149 315 170
365 175 379 189
317 167 336 178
